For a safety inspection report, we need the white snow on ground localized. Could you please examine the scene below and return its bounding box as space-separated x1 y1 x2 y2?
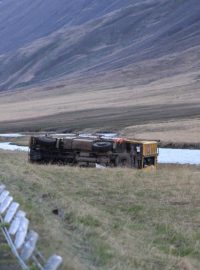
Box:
96 163 106 169
158 148 200 165
0 142 28 152
0 133 24 138
96 133 118 138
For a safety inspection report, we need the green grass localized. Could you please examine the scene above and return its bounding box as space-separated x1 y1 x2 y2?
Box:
153 223 200 258
0 151 200 270
0 233 21 270
77 215 101 227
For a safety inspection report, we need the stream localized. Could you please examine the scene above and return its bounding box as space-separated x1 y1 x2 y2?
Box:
0 134 199 165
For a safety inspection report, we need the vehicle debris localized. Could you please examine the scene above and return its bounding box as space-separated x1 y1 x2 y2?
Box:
29 133 158 169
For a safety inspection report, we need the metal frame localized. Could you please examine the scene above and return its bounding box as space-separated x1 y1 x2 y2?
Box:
0 184 63 270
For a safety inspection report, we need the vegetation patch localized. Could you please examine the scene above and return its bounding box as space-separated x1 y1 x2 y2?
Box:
0 151 200 270
154 223 200 258
77 215 101 227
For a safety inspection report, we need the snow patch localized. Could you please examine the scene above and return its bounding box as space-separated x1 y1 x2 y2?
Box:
158 148 200 165
0 133 24 138
0 142 28 152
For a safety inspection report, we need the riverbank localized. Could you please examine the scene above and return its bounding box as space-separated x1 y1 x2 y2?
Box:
0 132 200 150
159 142 200 150
120 118 200 149
0 133 200 165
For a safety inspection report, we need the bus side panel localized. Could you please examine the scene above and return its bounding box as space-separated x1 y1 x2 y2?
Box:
142 143 157 156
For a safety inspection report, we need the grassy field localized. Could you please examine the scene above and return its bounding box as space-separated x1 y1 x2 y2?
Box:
120 118 200 148
0 151 200 270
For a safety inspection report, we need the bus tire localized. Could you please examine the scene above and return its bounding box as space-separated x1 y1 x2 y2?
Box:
92 141 112 152
115 153 131 167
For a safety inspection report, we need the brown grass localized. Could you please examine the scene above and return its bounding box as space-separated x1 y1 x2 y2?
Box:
120 118 200 146
0 71 199 141
0 150 200 269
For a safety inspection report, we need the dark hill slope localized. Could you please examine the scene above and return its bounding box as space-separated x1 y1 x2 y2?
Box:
0 0 139 54
0 0 200 90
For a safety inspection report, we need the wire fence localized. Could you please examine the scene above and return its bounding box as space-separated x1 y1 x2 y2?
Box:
0 184 63 270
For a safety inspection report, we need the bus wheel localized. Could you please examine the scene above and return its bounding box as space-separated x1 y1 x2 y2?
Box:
92 141 112 152
115 153 131 167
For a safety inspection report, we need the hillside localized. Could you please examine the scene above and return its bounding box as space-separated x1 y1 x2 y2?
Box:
1 151 200 270
0 0 200 89
0 0 199 136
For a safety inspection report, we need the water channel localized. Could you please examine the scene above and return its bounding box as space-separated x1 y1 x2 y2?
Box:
0 134 199 165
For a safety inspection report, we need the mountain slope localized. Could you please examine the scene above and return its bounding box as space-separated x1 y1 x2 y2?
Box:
0 0 139 54
0 0 200 90
0 0 200 135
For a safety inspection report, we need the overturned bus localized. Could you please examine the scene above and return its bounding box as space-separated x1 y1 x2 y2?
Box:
29 134 158 169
